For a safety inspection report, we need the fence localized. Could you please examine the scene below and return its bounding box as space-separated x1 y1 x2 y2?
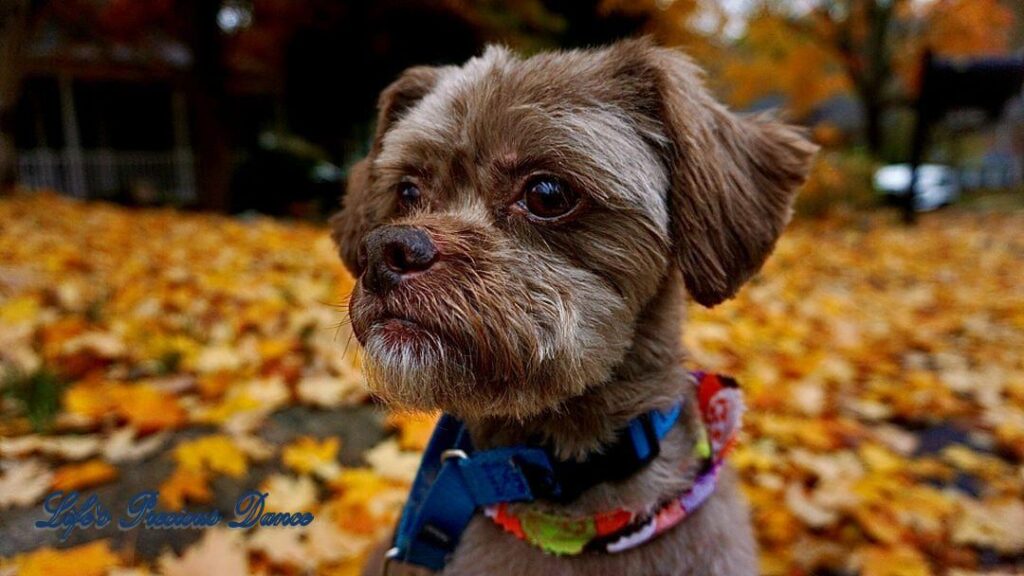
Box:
16 149 197 203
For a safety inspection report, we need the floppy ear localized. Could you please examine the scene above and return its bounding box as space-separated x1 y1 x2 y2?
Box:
330 66 442 275
639 44 817 307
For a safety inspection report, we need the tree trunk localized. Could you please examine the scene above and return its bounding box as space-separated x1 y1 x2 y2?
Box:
186 0 232 212
862 88 885 156
827 0 901 157
0 0 30 192
862 0 896 156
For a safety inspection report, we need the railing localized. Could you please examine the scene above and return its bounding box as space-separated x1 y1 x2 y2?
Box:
16 149 197 203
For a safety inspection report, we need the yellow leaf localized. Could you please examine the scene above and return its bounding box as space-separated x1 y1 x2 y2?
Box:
0 295 41 324
63 380 118 421
328 468 405 536
174 435 248 478
853 508 903 545
282 436 340 477
859 444 904 474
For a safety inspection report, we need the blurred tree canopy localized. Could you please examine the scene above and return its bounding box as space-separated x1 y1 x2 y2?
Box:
1 0 1019 207
705 0 1017 156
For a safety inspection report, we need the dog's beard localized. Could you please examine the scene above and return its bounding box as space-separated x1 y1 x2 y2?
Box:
360 325 472 411
358 316 550 418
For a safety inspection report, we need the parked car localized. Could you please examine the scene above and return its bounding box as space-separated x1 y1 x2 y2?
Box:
874 164 961 211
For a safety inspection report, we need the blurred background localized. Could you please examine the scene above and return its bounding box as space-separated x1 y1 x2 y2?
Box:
1 0 1022 215
2 2 1024 576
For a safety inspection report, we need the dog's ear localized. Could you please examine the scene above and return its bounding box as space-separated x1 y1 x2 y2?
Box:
368 65 443 155
331 66 442 275
619 41 817 307
330 158 372 275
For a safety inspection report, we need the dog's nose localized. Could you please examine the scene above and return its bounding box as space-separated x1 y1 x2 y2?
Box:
361 225 439 294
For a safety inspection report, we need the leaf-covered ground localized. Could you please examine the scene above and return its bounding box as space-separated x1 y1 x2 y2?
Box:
1 193 1022 576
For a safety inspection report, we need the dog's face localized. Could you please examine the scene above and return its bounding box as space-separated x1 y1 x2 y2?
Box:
332 40 816 419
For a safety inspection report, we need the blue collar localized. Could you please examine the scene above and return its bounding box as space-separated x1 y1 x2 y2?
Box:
385 396 684 572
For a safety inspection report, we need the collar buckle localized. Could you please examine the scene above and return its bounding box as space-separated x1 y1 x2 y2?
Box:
514 456 562 501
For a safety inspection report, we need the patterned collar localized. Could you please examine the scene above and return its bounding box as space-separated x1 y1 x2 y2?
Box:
483 372 745 556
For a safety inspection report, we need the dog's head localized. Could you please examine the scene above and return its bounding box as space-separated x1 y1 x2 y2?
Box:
332 39 816 419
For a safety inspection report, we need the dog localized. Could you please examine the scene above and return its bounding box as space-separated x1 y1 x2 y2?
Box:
331 38 816 576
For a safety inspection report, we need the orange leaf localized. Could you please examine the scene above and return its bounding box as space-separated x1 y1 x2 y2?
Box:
386 411 440 451
15 540 121 576
51 459 118 491
861 545 932 576
159 466 213 509
111 383 186 432
64 381 186 431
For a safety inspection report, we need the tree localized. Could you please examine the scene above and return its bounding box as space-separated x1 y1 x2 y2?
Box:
598 0 721 61
184 0 232 211
719 11 850 119
810 0 1015 154
655 0 1017 157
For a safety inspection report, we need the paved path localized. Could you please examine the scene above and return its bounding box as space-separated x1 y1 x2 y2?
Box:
0 405 386 558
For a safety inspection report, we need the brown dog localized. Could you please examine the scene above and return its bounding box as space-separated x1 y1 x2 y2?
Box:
332 38 816 576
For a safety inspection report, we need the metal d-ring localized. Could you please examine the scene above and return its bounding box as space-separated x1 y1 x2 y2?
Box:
381 547 400 576
440 448 469 462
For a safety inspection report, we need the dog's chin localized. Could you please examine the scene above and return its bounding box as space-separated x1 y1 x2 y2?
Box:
358 318 468 413
356 318 566 419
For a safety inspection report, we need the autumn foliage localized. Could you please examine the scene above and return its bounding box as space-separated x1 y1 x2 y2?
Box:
619 0 1019 157
1 193 1023 574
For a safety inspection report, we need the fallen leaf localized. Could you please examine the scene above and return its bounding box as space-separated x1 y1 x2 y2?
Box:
297 374 364 408
0 459 55 508
0 434 100 461
386 411 440 451
282 436 341 480
173 435 248 478
102 427 168 462
159 467 213 509
112 384 187 432
14 540 121 576
260 473 318 512
158 528 248 576
305 501 374 564
51 459 118 491
783 483 838 529
952 497 1024 554
860 545 932 576
247 527 310 569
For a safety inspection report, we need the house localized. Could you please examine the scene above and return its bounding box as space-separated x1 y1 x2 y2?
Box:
14 14 199 203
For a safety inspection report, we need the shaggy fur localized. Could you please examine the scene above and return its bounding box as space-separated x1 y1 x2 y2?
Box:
332 38 816 576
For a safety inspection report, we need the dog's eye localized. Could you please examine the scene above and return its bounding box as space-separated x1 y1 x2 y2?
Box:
522 178 578 220
397 182 422 209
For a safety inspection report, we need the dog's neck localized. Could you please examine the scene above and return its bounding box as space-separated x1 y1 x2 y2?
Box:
465 276 692 462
